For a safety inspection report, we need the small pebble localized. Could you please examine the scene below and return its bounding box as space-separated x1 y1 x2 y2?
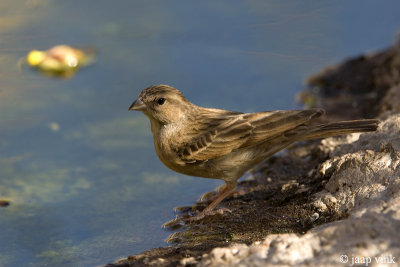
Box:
310 212 319 222
0 200 10 207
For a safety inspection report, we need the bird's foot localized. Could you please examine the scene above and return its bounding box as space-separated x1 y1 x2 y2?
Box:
188 207 232 222
162 215 187 229
198 191 218 202
198 184 228 202
162 207 232 229
173 204 205 213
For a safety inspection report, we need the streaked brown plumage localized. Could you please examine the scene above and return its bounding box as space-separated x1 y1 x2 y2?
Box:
129 84 379 219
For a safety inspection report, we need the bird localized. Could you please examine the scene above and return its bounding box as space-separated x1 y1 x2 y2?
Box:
129 84 379 221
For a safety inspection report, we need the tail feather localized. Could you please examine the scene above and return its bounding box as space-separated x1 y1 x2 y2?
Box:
299 119 380 140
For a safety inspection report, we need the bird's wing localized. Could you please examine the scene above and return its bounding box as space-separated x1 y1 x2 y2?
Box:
176 109 253 162
177 108 324 163
240 108 324 147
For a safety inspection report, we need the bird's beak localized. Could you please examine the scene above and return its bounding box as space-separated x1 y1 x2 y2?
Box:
129 98 146 111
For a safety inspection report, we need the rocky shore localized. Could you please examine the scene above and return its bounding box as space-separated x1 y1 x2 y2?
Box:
104 37 400 267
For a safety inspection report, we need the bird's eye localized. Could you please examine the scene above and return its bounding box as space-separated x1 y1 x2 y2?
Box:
157 98 165 105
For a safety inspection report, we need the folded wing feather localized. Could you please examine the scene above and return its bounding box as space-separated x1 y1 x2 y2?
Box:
177 108 324 163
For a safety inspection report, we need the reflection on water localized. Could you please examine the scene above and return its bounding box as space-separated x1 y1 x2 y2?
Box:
0 1 399 266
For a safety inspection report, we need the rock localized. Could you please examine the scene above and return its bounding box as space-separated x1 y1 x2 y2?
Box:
0 200 10 207
305 36 400 121
179 256 197 266
198 244 249 267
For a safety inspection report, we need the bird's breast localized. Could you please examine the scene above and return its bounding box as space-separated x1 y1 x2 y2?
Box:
151 123 246 180
153 127 185 167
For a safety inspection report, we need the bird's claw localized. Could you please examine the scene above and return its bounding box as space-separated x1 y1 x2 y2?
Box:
187 207 232 222
162 215 185 229
198 191 218 202
162 207 232 229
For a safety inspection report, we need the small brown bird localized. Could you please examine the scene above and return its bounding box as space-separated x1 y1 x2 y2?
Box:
129 84 379 219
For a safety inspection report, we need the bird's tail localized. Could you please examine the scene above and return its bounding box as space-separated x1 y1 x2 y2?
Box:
298 119 380 141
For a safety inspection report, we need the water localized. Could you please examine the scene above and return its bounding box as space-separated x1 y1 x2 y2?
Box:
0 1 399 266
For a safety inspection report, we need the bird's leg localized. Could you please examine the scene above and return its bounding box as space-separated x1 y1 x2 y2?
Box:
162 181 237 228
174 183 230 214
199 183 229 203
188 180 237 221
203 180 237 213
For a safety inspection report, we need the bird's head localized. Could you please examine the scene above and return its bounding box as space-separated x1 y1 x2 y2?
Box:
129 84 192 125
